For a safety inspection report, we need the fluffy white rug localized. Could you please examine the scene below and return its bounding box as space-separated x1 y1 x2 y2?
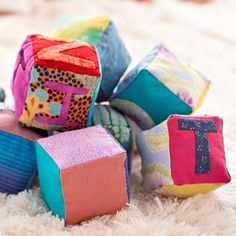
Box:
0 0 236 235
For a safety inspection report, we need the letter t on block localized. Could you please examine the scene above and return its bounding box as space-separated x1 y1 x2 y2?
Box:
36 81 89 128
178 119 217 174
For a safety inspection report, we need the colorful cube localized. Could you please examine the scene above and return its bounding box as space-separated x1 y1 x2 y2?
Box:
136 115 230 197
110 44 211 130
36 125 130 225
0 87 5 102
51 16 131 102
91 104 134 172
12 34 101 131
0 103 43 194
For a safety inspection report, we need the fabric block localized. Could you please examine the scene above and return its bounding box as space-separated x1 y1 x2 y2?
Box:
0 87 5 102
51 15 131 102
91 104 134 172
36 125 130 225
12 34 101 131
136 114 230 197
0 103 43 194
111 44 211 130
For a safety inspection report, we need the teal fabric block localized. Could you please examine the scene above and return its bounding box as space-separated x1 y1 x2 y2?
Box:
110 43 210 130
111 69 192 130
86 51 103 127
36 142 65 219
112 44 161 97
0 88 5 103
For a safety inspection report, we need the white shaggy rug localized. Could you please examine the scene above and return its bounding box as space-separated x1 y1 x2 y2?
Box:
0 0 236 235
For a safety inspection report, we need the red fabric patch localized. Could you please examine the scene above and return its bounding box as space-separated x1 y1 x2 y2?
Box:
31 35 100 76
168 115 230 185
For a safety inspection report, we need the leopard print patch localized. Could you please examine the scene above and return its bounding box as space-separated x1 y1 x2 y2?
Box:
20 64 99 130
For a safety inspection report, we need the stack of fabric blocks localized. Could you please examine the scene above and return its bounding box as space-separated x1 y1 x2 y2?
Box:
0 15 230 225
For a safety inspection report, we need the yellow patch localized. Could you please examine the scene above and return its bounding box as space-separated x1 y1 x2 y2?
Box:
193 80 211 113
20 93 50 127
143 163 171 178
144 133 169 152
157 183 224 198
52 16 110 40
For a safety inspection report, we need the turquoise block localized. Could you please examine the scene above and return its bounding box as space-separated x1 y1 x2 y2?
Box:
111 44 210 130
36 142 65 219
116 70 192 128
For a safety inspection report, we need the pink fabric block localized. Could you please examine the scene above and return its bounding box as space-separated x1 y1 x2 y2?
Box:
38 125 125 169
168 115 230 185
0 108 42 141
11 36 34 120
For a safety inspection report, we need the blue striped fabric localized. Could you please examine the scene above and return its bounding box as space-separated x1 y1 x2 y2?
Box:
0 130 37 194
124 157 130 203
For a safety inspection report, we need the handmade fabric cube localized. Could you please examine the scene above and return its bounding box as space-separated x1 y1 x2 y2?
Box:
12 34 101 131
136 115 230 198
110 44 211 130
36 125 130 225
51 15 131 102
0 103 43 194
0 87 5 102
91 104 134 172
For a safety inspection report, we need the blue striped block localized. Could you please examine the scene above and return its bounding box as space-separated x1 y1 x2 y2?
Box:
0 130 37 194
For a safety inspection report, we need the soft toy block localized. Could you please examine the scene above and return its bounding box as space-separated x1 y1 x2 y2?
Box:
0 87 5 102
91 104 134 172
110 44 211 130
36 125 130 225
0 103 43 194
12 34 101 131
51 16 131 102
136 115 230 198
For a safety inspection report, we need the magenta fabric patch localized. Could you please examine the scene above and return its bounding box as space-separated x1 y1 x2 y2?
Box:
38 125 125 169
12 36 34 120
168 115 230 185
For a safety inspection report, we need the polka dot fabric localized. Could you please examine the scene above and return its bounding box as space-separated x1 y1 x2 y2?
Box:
12 34 101 131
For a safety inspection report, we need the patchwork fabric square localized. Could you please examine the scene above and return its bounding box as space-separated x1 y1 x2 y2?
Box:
51 16 131 102
110 44 211 130
0 103 43 194
12 34 101 131
36 125 130 225
91 104 134 172
136 115 230 197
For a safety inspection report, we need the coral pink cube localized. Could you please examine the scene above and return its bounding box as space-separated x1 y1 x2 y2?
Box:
36 125 130 224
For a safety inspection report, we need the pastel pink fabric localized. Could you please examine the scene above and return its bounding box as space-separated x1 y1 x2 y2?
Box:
168 115 230 185
11 36 34 120
0 108 42 141
38 125 125 169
